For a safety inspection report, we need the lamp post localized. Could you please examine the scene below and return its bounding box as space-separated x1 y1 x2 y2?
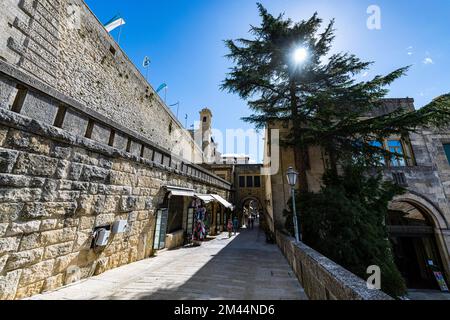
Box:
286 167 301 242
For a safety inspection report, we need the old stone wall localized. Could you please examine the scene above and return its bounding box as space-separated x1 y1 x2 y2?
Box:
0 48 230 299
0 107 228 300
276 231 392 300
0 0 202 162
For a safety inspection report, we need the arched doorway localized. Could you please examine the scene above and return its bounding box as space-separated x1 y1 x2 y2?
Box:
388 194 450 290
240 197 263 228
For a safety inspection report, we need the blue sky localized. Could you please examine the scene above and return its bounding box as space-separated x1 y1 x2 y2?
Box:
85 0 450 163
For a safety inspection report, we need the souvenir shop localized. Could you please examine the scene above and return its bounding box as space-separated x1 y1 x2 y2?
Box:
153 186 234 250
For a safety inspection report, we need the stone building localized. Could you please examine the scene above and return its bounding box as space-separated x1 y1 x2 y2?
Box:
263 98 450 291
0 0 233 299
188 108 222 165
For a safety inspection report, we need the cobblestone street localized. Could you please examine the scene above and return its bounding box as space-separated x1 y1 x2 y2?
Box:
29 226 307 300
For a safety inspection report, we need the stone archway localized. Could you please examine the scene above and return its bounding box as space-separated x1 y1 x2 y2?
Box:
388 193 450 289
239 196 264 228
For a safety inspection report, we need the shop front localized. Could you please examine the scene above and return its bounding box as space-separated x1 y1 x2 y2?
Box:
154 187 234 250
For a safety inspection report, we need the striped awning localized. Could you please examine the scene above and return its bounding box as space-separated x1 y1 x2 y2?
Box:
195 194 215 203
211 194 233 209
165 186 195 198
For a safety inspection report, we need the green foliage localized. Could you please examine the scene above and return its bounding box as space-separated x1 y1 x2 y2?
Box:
284 165 407 297
222 3 450 164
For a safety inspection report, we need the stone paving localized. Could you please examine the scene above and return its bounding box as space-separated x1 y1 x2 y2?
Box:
29 225 308 300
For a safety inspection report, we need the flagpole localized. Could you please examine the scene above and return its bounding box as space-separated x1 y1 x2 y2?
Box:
117 24 123 45
164 87 167 104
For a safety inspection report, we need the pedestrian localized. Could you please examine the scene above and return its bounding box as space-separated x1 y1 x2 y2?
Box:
250 215 255 229
232 216 239 235
227 219 233 238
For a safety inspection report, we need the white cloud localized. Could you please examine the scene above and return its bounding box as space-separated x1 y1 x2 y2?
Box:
407 52 413 56
362 71 369 78
423 57 434 65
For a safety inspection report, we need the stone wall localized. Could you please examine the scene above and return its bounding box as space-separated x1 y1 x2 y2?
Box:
276 231 392 300
0 106 229 300
0 50 230 299
0 0 202 162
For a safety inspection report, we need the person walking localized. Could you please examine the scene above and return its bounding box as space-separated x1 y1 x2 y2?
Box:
232 216 239 235
250 214 255 229
227 219 233 238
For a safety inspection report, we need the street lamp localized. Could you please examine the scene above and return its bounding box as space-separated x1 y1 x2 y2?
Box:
286 167 301 242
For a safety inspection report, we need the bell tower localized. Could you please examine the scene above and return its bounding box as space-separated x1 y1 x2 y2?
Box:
200 108 212 153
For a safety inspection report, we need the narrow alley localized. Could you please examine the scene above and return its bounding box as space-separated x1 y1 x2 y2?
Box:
29 226 308 300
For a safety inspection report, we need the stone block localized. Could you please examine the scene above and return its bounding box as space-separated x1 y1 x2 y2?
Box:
40 219 58 231
5 248 44 271
0 149 19 173
51 146 71 160
21 90 58 125
13 153 58 177
7 130 52 155
0 236 21 254
55 160 70 179
120 196 137 212
0 223 8 236
130 141 142 157
0 254 8 273
41 227 77 246
68 162 83 180
75 194 96 215
103 195 120 213
73 231 91 251
0 174 45 188
42 274 64 292
44 242 73 259
91 123 111 145
110 171 135 186
153 151 162 164
81 165 109 182
19 233 42 251
7 220 41 236
0 188 42 202
0 77 17 110
113 132 128 151
54 253 79 274
61 109 89 137
79 216 95 230
95 214 115 227
0 270 22 300
19 259 55 286
15 280 45 299
142 147 153 160
0 128 8 146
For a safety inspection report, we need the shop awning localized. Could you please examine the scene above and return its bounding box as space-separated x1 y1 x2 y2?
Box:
165 186 195 197
211 194 234 209
195 194 215 203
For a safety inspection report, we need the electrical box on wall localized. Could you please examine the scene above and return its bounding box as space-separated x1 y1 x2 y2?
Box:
112 220 128 234
95 229 111 247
